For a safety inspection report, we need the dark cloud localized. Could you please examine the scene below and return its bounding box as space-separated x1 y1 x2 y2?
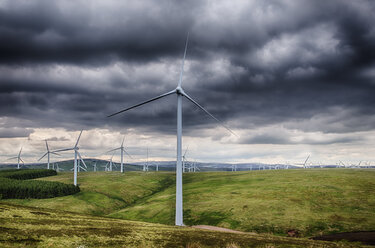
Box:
0 127 34 138
0 0 375 144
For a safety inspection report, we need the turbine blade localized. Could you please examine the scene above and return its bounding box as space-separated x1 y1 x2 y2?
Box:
53 148 74 152
45 140 49 151
7 156 19 160
106 147 120 153
19 147 22 156
75 130 83 148
20 158 24 163
38 152 48 161
107 90 176 117
51 152 61 156
123 148 133 159
77 152 87 168
178 32 189 87
121 136 125 147
304 155 310 165
183 146 189 157
182 91 238 137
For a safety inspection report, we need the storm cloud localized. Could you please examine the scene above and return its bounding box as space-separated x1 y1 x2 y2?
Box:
0 0 375 163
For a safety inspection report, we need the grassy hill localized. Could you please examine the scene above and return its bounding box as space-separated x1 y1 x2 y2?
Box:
0 202 365 248
2 169 375 238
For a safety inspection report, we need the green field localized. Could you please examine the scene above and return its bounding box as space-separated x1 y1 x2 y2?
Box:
0 202 365 247
2 169 375 238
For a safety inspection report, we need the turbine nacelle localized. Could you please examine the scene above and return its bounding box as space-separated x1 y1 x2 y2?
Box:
175 87 184 95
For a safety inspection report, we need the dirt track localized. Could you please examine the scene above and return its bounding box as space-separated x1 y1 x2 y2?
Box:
191 225 247 234
192 226 375 246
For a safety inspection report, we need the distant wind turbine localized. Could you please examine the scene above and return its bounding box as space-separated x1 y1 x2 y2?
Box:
53 131 86 186
7 147 24 169
92 160 97 172
108 33 236 226
106 136 132 173
192 160 199 172
143 148 149 172
339 160 346 168
303 155 310 169
38 140 60 169
182 146 189 173
55 162 63 172
105 153 115 171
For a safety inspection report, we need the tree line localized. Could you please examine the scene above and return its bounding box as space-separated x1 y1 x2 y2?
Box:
0 169 80 199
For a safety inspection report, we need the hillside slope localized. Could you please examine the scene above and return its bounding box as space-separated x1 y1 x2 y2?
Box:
0 202 364 248
3 169 375 238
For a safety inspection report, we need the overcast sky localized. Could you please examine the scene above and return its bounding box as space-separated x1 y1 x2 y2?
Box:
1 0 375 165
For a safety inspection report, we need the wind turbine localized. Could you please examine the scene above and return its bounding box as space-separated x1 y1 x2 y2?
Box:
106 136 132 173
143 148 149 172
182 146 189 173
7 147 24 169
104 153 115 171
192 160 199 172
303 155 310 169
55 163 63 172
108 33 235 226
296 155 311 169
92 160 97 172
356 161 362 168
53 131 86 186
339 160 346 168
38 140 60 169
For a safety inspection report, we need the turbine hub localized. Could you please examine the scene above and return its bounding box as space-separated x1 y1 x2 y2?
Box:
176 87 184 95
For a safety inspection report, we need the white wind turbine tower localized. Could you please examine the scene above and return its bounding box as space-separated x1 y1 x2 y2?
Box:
53 131 86 186
106 136 132 173
108 33 235 226
7 147 24 169
38 140 60 169
285 161 290 169
92 160 97 172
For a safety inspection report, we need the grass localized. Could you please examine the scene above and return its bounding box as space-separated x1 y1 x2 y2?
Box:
0 202 365 247
2 169 375 238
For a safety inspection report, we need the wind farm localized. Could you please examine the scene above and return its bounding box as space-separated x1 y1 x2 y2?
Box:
1 37 374 247
1 0 375 247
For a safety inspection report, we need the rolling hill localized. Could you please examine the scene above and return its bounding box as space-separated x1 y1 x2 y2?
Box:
1 202 360 248
2 169 375 239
